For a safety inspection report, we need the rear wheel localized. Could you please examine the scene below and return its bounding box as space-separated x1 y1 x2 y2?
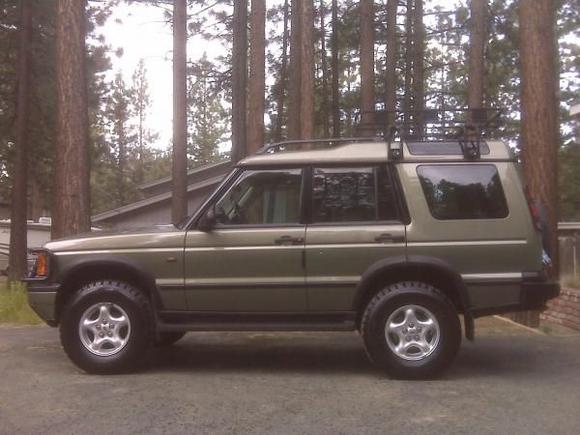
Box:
361 281 461 379
60 280 154 374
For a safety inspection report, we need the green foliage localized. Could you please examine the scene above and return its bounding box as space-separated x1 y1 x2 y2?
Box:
187 54 229 167
0 281 42 325
559 144 580 220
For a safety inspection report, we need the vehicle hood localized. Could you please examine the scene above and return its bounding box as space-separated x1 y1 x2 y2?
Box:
43 225 185 252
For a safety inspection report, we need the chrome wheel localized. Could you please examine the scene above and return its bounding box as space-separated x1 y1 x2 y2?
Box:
385 304 440 361
79 303 131 357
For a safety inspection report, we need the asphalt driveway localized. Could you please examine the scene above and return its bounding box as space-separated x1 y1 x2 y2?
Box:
0 319 579 435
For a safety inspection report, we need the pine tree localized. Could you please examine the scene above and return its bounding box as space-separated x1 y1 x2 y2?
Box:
467 0 487 117
8 0 32 281
172 0 188 224
53 0 90 239
131 59 158 187
247 0 266 153
188 55 228 166
359 0 375 130
232 0 248 161
288 0 315 140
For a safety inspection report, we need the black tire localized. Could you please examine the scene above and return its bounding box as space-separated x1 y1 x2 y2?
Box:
155 331 186 347
361 281 461 379
60 280 154 374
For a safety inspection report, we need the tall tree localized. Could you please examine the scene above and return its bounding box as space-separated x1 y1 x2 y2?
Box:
289 0 315 140
105 73 133 207
402 0 413 136
132 59 157 187
467 0 487 117
512 0 560 328
188 55 228 166
8 0 32 281
172 0 188 224
273 0 290 142
520 0 560 270
384 0 398 129
247 0 266 154
331 0 340 137
359 0 375 131
318 0 330 138
232 0 248 161
53 0 90 239
412 0 425 138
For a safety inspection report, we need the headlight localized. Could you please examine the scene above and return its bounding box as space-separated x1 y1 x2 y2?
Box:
28 250 49 279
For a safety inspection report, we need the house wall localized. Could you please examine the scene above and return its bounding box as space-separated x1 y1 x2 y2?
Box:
95 185 215 230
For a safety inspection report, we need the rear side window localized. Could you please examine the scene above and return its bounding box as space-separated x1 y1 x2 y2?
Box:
417 164 508 220
312 166 399 223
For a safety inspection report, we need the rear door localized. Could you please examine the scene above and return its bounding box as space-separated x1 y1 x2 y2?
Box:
304 165 407 310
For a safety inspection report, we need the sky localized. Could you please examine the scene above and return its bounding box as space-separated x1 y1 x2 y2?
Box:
99 0 474 151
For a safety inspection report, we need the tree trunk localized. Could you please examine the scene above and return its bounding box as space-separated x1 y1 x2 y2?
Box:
53 0 90 239
384 0 398 129
331 0 340 137
247 0 266 154
274 0 290 142
8 0 32 281
289 0 315 140
319 0 330 138
232 0 248 161
467 0 487 117
359 0 375 132
519 0 559 327
172 0 188 224
412 0 424 138
402 0 413 137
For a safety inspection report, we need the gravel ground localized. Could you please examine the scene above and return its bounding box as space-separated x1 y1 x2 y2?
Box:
0 318 579 435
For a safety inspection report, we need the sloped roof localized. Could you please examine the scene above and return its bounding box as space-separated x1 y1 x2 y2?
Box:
92 161 231 223
138 160 232 196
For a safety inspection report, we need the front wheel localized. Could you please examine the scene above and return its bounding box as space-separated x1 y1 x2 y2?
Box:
361 282 461 379
60 280 154 374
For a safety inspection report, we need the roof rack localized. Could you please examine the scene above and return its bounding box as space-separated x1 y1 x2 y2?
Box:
255 137 384 155
356 108 502 160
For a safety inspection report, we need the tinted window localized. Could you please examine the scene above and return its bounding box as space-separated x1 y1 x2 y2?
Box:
417 165 508 220
215 169 302 225
312 166 399 223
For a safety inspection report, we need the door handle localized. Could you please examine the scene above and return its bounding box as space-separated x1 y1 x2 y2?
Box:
274 235 304 245
374 233 403 244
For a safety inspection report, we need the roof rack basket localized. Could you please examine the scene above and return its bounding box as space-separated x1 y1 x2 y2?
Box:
356 108 502 160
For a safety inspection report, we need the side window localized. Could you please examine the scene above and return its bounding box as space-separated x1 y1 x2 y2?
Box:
312 166 399 223
417 164 509 220
214 169 302 226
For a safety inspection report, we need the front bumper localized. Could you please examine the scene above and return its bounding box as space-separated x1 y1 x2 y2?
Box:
25 282 60 327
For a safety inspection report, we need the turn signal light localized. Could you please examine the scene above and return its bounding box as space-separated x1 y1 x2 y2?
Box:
34 252 48 278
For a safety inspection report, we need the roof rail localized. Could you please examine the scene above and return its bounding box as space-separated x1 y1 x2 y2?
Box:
255 137 384 155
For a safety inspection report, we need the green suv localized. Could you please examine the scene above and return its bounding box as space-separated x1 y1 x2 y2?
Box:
25 138 559 378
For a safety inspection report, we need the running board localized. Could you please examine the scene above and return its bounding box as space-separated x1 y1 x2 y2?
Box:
157 311 357 332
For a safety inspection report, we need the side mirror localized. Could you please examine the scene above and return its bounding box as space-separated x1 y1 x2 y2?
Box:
197 208 216 232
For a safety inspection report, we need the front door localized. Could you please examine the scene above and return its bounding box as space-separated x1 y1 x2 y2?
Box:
305 165 407 310
184 168 307 311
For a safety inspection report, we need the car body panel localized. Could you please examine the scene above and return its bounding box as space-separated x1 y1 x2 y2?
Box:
305 224 406 310
184 227 307 311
